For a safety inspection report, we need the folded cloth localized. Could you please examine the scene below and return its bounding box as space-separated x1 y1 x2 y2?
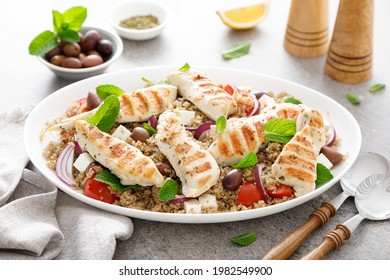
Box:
0 109 133 260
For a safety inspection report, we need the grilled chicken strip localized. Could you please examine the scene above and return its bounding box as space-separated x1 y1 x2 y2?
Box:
208 103 306 166
167 70 237 121
48 84 177 131
272 108 326 197
156 110 220 198
75 120 164 187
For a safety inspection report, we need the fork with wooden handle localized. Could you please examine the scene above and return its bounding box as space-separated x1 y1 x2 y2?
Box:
261 201 337 260
261 152 390 260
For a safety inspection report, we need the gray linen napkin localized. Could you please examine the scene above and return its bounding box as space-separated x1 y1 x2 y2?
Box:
0 109 133 259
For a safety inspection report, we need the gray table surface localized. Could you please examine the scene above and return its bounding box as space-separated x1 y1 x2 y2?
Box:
2 0 389 260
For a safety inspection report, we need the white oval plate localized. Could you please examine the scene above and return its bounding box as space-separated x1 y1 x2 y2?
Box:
24 66 361 223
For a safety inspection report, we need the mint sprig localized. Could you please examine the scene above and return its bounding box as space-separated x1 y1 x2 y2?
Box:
233 152 258 169
231 232 257 246
222 42 251 60
264 118 296 144
96 84 125 100
143 123 157 135
346 93 360 105
87 95 120 132
28 6 87 56
95 170 140 192
159 179 179 201
284 97 302 105
315 163 334 187
142 77 169 85
179 63 191 71
216 116 227 135
369 83 385 93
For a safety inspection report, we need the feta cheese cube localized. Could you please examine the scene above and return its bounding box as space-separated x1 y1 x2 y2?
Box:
198 194 217 210
259 94 276 111
41 130 61 152
317 153 333 169
175 110 196 126
112 125 131 141
73 152 95 172
184 199 202 214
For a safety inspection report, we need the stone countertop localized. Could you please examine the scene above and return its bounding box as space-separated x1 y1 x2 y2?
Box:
2 0 389 260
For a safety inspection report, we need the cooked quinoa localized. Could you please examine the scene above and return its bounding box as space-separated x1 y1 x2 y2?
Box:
41 86 337 214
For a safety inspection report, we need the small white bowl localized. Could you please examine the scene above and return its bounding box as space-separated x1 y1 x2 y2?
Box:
38 26 123 80
108 1 169 41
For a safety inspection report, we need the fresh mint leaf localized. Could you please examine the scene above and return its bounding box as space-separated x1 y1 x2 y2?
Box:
159 179 179 201
231 232 257 246
28 30 58 56
95 170 140 192
233 152 258 169
222 42 251 60
62 6 87 31
58 29 80 43
369 83 385 93
315 163 334 187
52 10 63 33
141 77 169 85
264 118 296 144
143 123 157 135
216 116 227 134
87 95 120 132
179 63 190 71
284 97 302 105
346 93 360 105
96 84 125 100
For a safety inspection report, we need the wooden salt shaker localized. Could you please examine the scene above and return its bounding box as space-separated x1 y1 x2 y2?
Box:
324 0 374 84
284 0 329 57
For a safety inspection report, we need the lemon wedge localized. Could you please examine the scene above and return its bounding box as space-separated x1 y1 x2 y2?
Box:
216 1 270 30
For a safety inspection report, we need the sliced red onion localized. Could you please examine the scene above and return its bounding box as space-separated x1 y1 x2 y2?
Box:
248 94 260 116
325 120 336 147
56 143 75 186
148 115 158 130
251 92 267 100
193 122 215 140
74 141 84 154
185 126 199 131
168 195 191 204
254 163 270 203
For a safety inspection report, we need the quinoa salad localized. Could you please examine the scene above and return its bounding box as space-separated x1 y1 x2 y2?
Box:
41 65 344 214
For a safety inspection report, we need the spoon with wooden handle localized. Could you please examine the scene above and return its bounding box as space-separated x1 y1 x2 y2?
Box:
302 174 390 259
261 152 389 260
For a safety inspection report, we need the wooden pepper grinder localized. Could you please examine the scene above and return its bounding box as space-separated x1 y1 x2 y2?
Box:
284 0 329 57
324 0 374 83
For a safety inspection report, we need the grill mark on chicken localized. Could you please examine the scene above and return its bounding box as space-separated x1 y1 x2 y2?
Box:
242 124 256 151
230 131 244 155
278 153 316 171
121 94 135 117
175 143 192 155
182 151 207 165
135 90 149 113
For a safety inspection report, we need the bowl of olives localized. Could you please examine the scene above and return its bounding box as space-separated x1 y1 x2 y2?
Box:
38 26 123 80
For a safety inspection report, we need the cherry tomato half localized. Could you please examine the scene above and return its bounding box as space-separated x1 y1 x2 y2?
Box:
218 83 235 95
266 183 293 198
66 98 88 117
237 181 267 207
84 174 117 204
